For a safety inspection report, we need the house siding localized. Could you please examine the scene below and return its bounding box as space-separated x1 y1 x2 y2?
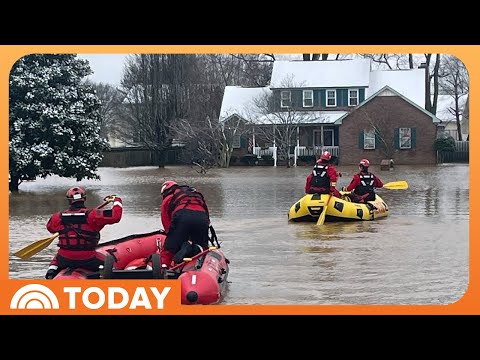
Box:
339 96 437 165
271 88 367 111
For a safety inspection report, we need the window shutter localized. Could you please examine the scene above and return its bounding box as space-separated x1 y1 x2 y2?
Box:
359 130 364 149
411 127 416 148
359 88 365 103
320 89 326 107
394 128 399 149
240 136 246 148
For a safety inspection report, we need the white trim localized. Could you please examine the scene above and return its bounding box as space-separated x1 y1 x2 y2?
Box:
280 90 291 108
399 127 412 149
364 129 375 149
303 90 313 107
326 89 336 107
348 89 359 106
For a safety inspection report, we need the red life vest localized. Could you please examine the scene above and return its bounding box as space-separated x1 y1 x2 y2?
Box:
167 185 209 217
58 209 100 250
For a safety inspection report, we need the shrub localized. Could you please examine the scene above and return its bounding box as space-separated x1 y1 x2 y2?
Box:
433 136 456 152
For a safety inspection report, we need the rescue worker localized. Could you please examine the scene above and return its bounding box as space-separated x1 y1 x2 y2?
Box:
305 150 341 198
344 158 383 203
160 180 210 268
45 187 123 279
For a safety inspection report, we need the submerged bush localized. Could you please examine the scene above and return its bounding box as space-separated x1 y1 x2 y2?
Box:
433 136 456 152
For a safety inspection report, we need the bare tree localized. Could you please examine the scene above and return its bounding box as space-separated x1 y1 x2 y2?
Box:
249 76 317 168
424 53 441 115
356 105 397 159
439 54 469 140
89 81 124 142
116 54 198 167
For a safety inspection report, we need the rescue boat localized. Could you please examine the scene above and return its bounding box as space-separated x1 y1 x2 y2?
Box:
52 228 230 305
288 192 389 222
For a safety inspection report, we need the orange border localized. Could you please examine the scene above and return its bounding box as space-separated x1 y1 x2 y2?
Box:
1 45 476 315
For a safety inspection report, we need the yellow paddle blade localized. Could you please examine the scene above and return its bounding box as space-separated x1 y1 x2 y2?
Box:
383 181 408 190
13 233 59 260
317 194 332 225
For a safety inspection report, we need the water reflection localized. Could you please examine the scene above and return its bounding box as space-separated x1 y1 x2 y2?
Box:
9 164 469 305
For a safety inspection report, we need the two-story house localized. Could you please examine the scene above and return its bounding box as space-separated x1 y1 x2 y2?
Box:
219 58 442 166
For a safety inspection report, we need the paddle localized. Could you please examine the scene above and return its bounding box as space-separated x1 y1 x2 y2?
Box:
382 180 408 190
169 246 217 272
13 197 115 260
341 180 408 195
316 194 332 226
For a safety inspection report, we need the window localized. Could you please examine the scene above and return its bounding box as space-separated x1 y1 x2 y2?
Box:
303 90 313 107
348 89 358 106
281 91 291 108
326 90 336 107
399 128 412 149
364 129 375 149
232 135 241 149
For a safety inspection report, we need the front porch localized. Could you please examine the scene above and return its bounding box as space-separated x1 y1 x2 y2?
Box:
252 145 339 166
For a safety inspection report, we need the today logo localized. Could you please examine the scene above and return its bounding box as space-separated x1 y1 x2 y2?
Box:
10 283 172 311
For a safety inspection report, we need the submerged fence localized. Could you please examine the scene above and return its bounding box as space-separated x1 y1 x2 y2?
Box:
437 141 469 163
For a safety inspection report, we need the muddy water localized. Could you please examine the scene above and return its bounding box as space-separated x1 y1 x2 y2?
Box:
8 164 469 305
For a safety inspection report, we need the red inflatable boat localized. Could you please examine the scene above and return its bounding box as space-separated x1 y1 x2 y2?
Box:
52 228 230 305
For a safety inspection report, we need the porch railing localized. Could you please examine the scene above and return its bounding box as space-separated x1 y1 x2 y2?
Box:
252 146 339 166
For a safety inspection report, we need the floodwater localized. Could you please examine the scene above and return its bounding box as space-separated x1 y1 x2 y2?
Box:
8 163 469 305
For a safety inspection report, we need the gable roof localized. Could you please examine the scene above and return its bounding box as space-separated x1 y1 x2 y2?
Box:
334 85 441 125
367 69 425 107
219 86 271 121
270 59 371 88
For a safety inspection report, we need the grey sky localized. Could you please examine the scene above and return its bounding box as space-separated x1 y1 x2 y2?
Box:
77 54 129 86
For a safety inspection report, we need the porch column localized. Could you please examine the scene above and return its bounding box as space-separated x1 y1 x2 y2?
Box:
252 126 256 155
295 126 300 167
321 125 324 153
273 125 277 167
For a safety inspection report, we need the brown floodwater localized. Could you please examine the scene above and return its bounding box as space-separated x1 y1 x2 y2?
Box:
8 163 469 305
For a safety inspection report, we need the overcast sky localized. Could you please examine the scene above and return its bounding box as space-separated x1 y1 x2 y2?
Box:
76 53 306 86
77 54 129 86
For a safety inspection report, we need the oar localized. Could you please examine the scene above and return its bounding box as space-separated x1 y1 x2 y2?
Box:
13 232 60 260
382 181 408 190
13 197 115 260
317 194 332 226
169 246 216 272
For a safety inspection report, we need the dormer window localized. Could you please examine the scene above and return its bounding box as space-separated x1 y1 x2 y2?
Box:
281 90 291 108
348 89 358 106
303 90 313 107
326 90 336 107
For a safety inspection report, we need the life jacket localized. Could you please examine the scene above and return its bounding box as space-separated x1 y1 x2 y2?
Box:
310 164 330 189
167 185 209 217
355 172 375 196
58 209 100 250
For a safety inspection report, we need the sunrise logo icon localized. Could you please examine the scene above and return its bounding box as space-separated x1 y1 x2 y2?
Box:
10 284 60 309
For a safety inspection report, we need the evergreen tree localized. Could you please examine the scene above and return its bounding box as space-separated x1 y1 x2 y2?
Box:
9 54 109 192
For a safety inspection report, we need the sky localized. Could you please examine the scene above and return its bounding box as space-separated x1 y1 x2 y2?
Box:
77 54 129 86
76 53 303 86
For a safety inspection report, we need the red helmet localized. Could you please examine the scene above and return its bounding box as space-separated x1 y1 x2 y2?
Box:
359 159 370 167
66 186 86 203
161 180 177 195
319 151 332 161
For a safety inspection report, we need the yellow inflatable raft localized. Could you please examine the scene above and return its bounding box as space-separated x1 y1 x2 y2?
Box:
288 192 389 222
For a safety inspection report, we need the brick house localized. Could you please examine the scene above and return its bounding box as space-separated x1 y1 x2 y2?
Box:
219 58 442 166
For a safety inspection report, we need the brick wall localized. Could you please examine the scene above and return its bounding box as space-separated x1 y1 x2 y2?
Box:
339 96 437 165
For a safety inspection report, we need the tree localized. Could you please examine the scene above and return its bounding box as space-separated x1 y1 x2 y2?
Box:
89 81 125 143
116 54 215 167
355 104 397 160
439 55 469 141
249 76 317 168
9 54 109 192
